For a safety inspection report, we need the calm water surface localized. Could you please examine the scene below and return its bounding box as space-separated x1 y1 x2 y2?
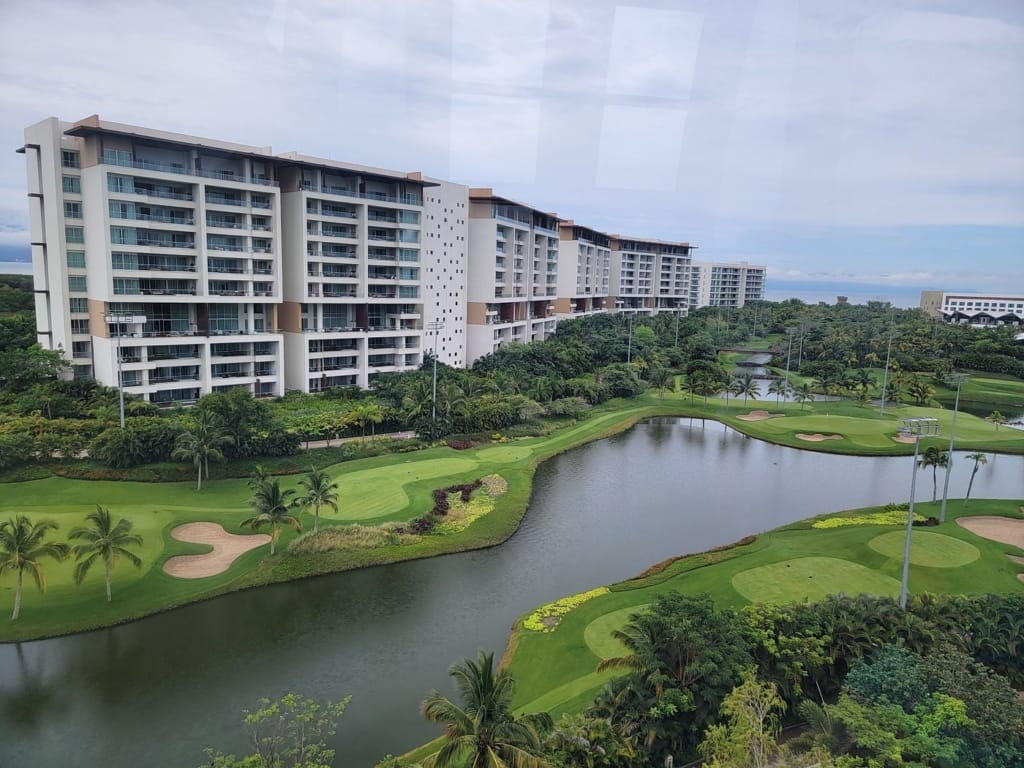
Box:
1 419 1022 767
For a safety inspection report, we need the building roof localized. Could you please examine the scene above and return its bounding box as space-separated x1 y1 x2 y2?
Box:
65 115 275 158
468 188 558 218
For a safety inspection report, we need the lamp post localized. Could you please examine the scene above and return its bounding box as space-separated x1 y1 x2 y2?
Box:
105 314 145 430
783 327 796 390
426 320 444 426
939 373 968 523
626 313 635 365
674 309 681 347
899 416 940 610
879 329 898 416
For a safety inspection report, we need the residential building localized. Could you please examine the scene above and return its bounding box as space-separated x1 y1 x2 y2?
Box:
23 116 284 406
555 221 612 319
421 178 470 368
609 236 693 315
920 291 1024 326
276 152 430 391
689 261 766 308
465 189 561 363
22 115 769 389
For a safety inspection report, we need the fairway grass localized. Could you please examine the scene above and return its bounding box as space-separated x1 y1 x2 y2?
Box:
2 394 1022 642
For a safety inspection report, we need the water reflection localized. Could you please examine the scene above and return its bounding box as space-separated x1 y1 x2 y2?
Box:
1 420 1021 768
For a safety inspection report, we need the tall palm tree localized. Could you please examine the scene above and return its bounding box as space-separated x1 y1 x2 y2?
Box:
172 412 232 490
987 411 1006 431
735 373 759 405
0 516 69 620
247 463 273 492
68 505 143 603
242 479 302 555
963 452 988 507
300 466 339 532
795 382 814 410
917 446 949 502
421 650 553 768
767 378 791 407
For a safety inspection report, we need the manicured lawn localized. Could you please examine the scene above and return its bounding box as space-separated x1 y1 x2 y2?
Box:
934 372 1024 410
504 500 1024 719
3 393 1022 642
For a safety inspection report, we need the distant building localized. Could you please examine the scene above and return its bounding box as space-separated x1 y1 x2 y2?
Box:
689 261 766 309
920 290 1024 326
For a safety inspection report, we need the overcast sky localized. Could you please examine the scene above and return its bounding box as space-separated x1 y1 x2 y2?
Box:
1 0 1021 304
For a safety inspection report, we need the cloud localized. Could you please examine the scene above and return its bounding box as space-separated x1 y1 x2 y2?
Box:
0 0 1020 298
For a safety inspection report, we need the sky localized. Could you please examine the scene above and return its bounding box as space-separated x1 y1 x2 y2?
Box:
0 0 1022 306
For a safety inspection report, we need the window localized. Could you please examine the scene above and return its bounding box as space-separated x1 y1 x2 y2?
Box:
61 149 80 169
69 297 88 313
62 175 81 194
107 174 134 194
102 148 133 167
72 341 91 359
110 226 137 245
64 201 82 219
68 275 87 292
71 319 90 335
66 250 86 268
109 201 135 219
65 225 84 243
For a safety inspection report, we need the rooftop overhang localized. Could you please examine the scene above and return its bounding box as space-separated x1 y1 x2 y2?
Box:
469 187 557 218
276 152 438 188
65 115 275 160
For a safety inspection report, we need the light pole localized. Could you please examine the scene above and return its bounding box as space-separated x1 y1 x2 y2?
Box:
426 320 444 426
899 416 940 610
105 314 145 430
626 313 635 365
939 373 968 523
783 327 796 390
674 309 681 347
879 329 898 416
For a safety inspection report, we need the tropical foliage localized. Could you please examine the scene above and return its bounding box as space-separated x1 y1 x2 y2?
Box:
68 505 143 603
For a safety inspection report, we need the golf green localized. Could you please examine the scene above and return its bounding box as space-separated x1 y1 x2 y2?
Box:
868 530 981 568
474 446 533 462
583 604 649 659
732 557 902 603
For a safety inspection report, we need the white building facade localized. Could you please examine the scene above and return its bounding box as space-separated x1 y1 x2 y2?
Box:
920 291 1024 326
23 115 770 385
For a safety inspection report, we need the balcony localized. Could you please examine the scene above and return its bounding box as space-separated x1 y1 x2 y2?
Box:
135 235 195 249
104 155 278 186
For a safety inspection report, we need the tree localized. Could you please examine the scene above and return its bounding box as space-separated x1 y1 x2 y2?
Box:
68 505 143 603
698 668 785 768
300 466 339 533
917 446 949 502
963 452 988 507
242 479 302 556
544 712 635 768
0 516 69 620
794 383 814 410
986 411 1006 431
596 593 751 755
172 412 232 490
421 650 553 768
735 374 759 406
202 692 350 768
767 378 791 407
647 364 671 400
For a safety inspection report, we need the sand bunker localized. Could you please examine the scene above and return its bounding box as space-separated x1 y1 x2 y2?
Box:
163 522 270 579
737 410 785 421
957 516 1024 582
796 433 843 442
892 435 918 444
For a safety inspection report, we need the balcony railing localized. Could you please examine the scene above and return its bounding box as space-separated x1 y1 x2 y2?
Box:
104 156 278 186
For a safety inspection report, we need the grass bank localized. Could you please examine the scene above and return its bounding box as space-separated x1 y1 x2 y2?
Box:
2 394 1021 642
501 499 1024 721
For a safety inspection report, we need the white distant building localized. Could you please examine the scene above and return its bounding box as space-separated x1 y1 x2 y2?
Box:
920 290 1024 327
689 261 766 309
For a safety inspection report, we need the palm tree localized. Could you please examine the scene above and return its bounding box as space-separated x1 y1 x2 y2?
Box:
767 378 791 407
242 479 302 555
300 466 339 532
795 382 814 410
0 516 69 620
172 412 232 490
248 463 273 492
987 411 1006 431
421 650 553 768
918 446 949 502
963 452 988 507
735 373 759 405
68 505 143 603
